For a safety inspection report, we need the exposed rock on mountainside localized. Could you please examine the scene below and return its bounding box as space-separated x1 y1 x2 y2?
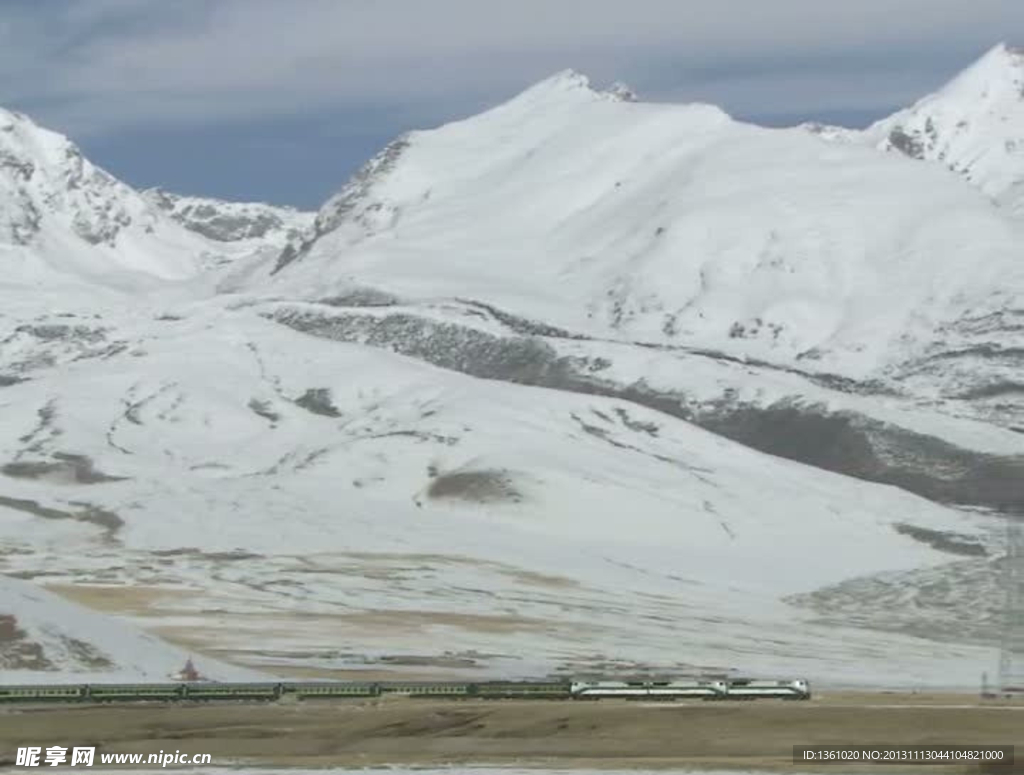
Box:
0 108 221 286
864 43 1024 215
144 188 313 248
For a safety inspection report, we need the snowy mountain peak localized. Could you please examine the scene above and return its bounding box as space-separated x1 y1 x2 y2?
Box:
0 107 133 248
963 42 1024 78
605 81 639 102
494 69 643 114
0 106 229 286
526 68 594 94
0 105 29 129
862 43 1024 214
921 42 1024 108
258 61 1022 398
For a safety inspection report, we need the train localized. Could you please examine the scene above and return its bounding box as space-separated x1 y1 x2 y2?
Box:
570 678 810 700
0 677 810 704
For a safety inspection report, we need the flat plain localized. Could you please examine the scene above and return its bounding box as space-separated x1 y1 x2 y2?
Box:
1 693 1022 773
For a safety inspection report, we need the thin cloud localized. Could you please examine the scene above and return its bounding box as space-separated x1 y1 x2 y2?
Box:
1 0 1022 136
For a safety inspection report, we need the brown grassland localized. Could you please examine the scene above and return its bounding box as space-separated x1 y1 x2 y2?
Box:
1 694 1022 772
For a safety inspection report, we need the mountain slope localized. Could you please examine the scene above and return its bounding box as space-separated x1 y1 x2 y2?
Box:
255 70 1024 428
0 301 999 684
0 108 229 290
863 43 1024 216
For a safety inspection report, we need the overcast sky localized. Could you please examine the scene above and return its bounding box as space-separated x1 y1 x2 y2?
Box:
1 0 1021 208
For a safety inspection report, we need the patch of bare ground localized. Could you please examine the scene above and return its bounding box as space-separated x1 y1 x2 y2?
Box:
263 665 485 681
42 584 247 668
427 469 524 503
335 609 554 635
0 495 123 541
44 584 195 616
149 634 241 664
330 551 582 589
339 551 488 564
149 609 557 664
39 560 587 676
149 547 263 561
249 550 581 589
810 690 1019 706
0 699 1021 772
59 636 114 669
1 453 127 485
33 600 551 674
0 614 52 670
501 568 581 589
374 653 489 668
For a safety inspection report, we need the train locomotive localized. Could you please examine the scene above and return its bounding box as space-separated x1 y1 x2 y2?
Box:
569 678 810 700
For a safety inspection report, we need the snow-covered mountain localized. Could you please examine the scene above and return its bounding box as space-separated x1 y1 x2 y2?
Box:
1 49 1022 687
820 44 1024 217
258 68 1024 430
0 108 235 290
143 188 313 251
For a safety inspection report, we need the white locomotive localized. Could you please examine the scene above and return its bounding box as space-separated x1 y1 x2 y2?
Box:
569 678 810 700
723 678 810 699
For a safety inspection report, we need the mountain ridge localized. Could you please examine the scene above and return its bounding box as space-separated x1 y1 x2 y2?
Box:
143 187 314 249
0 45 1021 685
809 43 1024 215
0 107 221 289
256 56 1023 401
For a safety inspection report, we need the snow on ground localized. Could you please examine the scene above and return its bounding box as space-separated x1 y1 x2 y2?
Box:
0 300 1003 687
253 292 1024 453
0 576 267 684
549 336 1024 450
